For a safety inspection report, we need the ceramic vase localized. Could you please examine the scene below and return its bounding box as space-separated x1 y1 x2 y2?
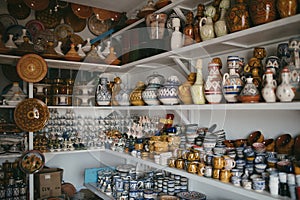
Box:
276 67 295 102
115 85 131 106
226 0 251 33
277 0 298 18
193 3 205 43
227 56 243 75
239 77 260 103
158 75 181 105
222 68 244 103
204 62 223 103
214 0 230 37
200 6 216 41
249 0 277 26
170 18 183 50
146 13 167 40
262 69 277 102
183 11 194 46
95 77 112 106
130 81 146 106
191 59 206 104
179 73 195 104
287 37 300 100
142 72 165 105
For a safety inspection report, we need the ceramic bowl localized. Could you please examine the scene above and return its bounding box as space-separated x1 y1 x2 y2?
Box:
248 131 264 145
276 134 294 154
252 142 266 153
255 163 267 173
263 139 275 152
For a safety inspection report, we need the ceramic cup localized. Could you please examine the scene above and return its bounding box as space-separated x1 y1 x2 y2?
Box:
197 162 206 176
223 156 236 170
213 168 221 179
213 155 224 169
220 169 231 183
242 179 252 190
201 166 212 178
252 178 266 192
231 175 241 186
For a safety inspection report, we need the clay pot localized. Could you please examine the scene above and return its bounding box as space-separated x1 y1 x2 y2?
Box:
249 0 277 26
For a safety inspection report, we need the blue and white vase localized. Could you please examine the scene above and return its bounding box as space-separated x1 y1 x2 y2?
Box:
95 77 111 106
158 75 181 105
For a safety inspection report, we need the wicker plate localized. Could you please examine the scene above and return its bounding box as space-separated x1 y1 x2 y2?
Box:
63 7 86 32
16 54 48 83
14 98 49 132
71 3 93 19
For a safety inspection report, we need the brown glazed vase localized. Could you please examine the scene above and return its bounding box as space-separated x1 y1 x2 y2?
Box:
249 0 277 26
226 0 251 33
277 0 298 18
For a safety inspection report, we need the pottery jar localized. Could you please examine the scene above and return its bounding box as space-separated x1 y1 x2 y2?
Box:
204 62 223 103
200 6 216 41
130 81 146 106
277 0 298 18
96 77 112 106
222 68 244 102
142 83 162 105
226 0 251 33
158 75 181 105
239 77 261 103
249 0 277 26
276 67 295 102
262 69 277 102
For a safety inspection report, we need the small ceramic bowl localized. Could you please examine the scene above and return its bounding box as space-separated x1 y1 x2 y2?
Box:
252 142 266 153
255 163 267 173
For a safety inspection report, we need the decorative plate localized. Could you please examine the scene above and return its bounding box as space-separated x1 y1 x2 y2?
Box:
63 7 86 32
23 0 49 11
0 14 18 30
54 24 74 40
92 7 122 21
88 14 112 36
14 98 50 132
7 1 31 20
16 54 48 83
19 150 45 174
25 20 45 40
71 3 93 19
35 7 62 29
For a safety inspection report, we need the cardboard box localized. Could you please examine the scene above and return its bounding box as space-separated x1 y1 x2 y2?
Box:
34 167 63 199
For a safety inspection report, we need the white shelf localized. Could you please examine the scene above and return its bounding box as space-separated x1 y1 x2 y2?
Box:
0 15 299 74
44 149 104 162
104 150 287 200
0 153 21 159
47 102 300 111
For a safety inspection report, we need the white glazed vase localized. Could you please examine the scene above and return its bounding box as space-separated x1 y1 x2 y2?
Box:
214 8 228 37
276 67 295 102
170 18 183 50
262 70 277 102
200 17 215 41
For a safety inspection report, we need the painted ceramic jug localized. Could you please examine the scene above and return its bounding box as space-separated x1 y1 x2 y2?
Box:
158 75 181 105
95 77 112 106
276 67 295 102
200 6 216 41
222 68 244 103
262 69 277 102
204 62 223 103
239 77 260 103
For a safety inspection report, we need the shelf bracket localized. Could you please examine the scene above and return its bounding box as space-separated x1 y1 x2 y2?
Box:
171 56 191 76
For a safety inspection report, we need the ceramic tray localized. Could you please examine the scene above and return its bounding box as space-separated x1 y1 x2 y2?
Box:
14 98 49 132
16 54 48 83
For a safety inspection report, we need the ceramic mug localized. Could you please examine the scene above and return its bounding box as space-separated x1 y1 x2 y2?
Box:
201 166 212 178
213 155 224 169
223 156 236 170
213 168 221 179
175 158 185 169
252 178 266 192
220 169 231 183
197 162 206 176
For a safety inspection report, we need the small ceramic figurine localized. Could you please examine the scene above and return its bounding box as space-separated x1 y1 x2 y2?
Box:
170 18 183 50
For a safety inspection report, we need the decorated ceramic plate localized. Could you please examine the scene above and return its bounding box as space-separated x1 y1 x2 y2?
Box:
63 7 86 32
25 20 45 40
54 24 74 40
88 14 112 36
7 1 31 20
92 7 122 21
23 0 49 11
16 54 48 83
71 3 93 19
19 150 45 174
0 14 18 30
35 7 62 29
14 98 50 132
